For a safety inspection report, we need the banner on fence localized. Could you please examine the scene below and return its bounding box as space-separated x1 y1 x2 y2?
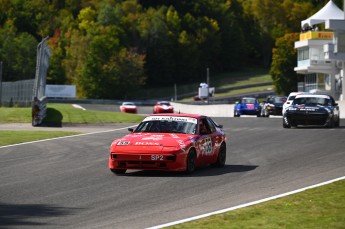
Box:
46 85 76 98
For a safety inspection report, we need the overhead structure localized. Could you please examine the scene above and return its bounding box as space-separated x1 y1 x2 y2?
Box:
301 0 344 28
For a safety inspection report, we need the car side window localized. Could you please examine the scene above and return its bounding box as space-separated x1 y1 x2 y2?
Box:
205 118 216 133
199 118 212 135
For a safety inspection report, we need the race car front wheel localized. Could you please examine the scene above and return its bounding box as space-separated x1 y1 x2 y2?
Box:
283 116 291 128
185 150 196 174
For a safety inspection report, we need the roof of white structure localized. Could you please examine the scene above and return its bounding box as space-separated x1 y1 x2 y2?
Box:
301 0 344 27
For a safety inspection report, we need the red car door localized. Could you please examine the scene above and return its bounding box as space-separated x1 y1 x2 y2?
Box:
197 118 218 165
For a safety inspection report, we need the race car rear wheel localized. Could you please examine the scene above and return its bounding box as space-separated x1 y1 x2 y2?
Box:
110 168 127 175
212 144 226 167
185 149 196 174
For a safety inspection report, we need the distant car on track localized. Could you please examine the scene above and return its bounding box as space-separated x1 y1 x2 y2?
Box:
120 102 137 113
283 94 340 128
153 101 174 113
234 97 261 117
108 113 227 175
261 95 287 117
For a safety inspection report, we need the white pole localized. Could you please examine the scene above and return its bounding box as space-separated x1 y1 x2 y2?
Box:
206 68 210 103
174 83 177 101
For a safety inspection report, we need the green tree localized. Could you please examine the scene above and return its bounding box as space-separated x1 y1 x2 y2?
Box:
270 33 300 95
0 21 37 81
239 0 313 67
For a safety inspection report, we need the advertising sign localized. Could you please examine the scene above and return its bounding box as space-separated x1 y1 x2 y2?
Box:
46 85 76 98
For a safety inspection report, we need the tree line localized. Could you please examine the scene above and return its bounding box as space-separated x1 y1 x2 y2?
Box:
0 0 342 98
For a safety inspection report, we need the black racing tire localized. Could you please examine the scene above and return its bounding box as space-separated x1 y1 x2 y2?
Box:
234 110 240 117
212 144 226 168
110 168 127 175
185 149 196 174
326 118 335 128
283 116 291 128
335 117 340 127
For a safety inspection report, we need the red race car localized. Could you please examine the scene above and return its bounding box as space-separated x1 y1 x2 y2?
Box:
108 113 227 175
153 101 174 113
120 102 137 113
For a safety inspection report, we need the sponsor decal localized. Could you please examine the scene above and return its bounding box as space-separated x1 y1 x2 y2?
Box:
135 142 160 146
143 116 197 124
198 137 213 156
117 141 130 145
246 104 254 109
177 139 186 151
300 108 316 111
151 155 164 161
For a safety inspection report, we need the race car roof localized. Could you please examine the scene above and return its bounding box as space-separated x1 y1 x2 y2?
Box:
149 113 203 119
295 94 331 99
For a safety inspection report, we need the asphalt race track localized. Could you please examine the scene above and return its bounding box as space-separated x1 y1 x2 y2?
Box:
1 109 345 228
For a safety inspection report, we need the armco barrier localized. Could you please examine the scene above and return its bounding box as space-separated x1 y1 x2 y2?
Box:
171 102 235 117
171 101 345 118
32 96 47 126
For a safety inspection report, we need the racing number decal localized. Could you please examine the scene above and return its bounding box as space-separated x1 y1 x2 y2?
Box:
199 137 213 156
151 155 164 161
205 138 212 155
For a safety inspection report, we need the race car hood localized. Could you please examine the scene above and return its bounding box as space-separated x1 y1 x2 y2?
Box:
111 133 196 152
269 102 284 106
158 105 173 109
238 103 257 109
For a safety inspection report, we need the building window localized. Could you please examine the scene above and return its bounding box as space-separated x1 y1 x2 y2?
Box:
298 47 309 61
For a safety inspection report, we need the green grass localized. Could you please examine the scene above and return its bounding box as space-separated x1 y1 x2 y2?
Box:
43 103 144 124
214 71 271 90
0 103 144 124
168 180 345 229
133 67 272 100
0 130 83 146
0 103 143 146
216 85 273 96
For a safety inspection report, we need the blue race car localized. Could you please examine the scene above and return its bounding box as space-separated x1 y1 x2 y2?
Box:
234 97 262 117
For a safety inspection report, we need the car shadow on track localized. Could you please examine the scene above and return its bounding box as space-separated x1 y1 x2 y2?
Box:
286 125 345 129
0 202 80 227
120 164 258 177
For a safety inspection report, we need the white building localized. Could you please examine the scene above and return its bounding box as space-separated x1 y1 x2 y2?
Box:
294 0 345 100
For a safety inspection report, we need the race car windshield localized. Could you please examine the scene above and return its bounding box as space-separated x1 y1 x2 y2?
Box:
273 97 286 103
293 97 331 106
134 120 197 134
241 98 256 104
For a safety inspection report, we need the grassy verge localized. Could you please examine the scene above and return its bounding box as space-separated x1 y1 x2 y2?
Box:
133 67 272 100
0 103 144 124
0 103 143 146
0 130 84 147
168 179 345 229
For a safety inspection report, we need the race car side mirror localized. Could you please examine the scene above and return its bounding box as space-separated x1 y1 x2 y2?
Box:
128 128 134 132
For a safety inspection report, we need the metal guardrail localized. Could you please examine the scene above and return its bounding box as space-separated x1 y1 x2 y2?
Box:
31 37 50 126
32 96 47 126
